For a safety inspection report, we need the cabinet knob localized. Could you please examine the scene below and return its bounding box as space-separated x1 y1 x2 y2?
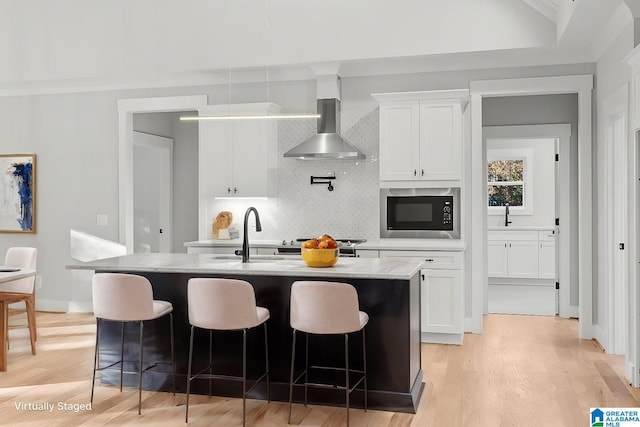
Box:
233 187 238 194
227 187 231 194
421 169 424 176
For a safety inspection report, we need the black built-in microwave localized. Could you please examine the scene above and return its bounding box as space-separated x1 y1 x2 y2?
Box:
380 188 459 239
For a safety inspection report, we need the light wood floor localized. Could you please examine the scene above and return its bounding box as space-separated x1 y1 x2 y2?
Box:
0 311 638 426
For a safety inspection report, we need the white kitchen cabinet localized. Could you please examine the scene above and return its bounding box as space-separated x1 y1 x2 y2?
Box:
372 90 467 186
507 241 538 278
487 240 508 277
355 249 380 258
198 103 279 198
378 249 464 344
487 230 556 279
420 268 463 334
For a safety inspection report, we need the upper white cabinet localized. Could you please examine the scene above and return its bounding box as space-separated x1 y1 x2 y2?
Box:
372 90 468 186
198 103 280 198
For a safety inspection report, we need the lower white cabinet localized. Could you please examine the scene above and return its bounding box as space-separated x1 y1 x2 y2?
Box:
420 268 463 335
378 249 464 344
487 230 555 279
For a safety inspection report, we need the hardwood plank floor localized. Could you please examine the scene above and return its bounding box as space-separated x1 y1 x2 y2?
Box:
0 311 637 426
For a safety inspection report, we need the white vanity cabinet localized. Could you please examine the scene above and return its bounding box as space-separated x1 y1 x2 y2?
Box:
538 231 557 279
487 230 555 279
198 103 280 198
379 249 464 345
372 90 468 186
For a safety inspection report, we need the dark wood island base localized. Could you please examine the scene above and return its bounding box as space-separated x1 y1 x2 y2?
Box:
69 254 424 413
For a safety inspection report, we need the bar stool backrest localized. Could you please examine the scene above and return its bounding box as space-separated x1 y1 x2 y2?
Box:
188 278 259 330
92 273 155 321
290 281 362 334
1 247 37 293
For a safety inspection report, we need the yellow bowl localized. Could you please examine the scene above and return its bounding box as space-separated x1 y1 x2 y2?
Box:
301 248 339 267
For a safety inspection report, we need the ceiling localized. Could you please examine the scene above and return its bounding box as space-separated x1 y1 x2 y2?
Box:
0 0 630 94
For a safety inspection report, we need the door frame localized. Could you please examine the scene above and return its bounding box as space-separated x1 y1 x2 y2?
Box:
469 75 593 338
483 124 572 318
117 95 208 253
133 131 174 253
601 84 629 356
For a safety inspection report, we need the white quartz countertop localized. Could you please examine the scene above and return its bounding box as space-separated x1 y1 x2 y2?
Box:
67 253 423 280
184 239 283 248
356 238 466 252
488 226 554 231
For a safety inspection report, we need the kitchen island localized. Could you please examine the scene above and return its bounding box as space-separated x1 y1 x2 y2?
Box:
68 253 424 413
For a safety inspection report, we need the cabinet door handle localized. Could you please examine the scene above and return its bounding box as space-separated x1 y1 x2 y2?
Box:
504 243 507 247
233 187 238 194
413 169 417 176
425 258 434 262
421 169 424 176
509 243 511 248
227 187 231 194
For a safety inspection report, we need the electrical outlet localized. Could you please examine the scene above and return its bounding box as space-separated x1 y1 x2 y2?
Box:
97 214 108 226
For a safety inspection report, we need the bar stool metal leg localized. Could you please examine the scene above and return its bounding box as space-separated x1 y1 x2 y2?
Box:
90 318 100 403
264 322 270 402
138 321 144 415
288 329 297 424
208 330 213 398
170 313 176 396
345 333 350 426
120 322 125 392
304 333 309 406
242 328 247 427
185 325 195 423
363 328 367 412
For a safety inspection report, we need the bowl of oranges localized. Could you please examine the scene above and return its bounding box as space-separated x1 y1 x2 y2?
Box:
301 234 339 267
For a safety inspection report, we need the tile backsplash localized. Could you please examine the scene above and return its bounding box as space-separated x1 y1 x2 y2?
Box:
207 107 380 240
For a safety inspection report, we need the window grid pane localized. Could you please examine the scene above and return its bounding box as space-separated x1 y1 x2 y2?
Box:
488 185 523 206
488 160 524 182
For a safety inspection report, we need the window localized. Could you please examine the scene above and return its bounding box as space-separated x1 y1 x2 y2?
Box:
487 148 533 215
488 159 524 207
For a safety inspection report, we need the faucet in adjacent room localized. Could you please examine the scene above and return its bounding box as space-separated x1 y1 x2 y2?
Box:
504 203 512 227
241 207 262 263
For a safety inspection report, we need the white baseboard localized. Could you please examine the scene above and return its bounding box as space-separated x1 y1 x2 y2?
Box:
464 317 480 333
35 299 69 313
626 361 638 387
68 301 93 313
421 332 463 345
592 324 608 353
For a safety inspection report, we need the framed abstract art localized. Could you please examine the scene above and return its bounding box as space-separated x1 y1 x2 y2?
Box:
0 154 36 233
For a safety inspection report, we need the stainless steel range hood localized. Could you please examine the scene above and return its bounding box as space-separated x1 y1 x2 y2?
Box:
284 98 365 160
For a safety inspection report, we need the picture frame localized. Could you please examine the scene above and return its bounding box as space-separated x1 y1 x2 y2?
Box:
0 154 36 233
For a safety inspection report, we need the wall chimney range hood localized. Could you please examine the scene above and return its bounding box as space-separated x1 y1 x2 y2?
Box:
284 74 366 160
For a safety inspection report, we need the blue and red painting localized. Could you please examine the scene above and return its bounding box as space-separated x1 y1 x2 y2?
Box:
1 154 35 233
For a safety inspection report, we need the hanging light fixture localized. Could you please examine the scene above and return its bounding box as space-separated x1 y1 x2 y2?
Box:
180 0 318 122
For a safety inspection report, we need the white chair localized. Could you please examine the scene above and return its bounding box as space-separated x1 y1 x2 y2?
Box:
288 281 368 426
1 247 37 355
91 273 175 415
186 278 270 426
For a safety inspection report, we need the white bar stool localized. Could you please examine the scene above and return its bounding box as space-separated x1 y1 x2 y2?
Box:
288 280 368 426
186 278 270 426
90 273 175 415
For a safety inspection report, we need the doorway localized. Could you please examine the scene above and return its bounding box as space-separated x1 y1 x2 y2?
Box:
117 95 207 254
133 131 173 253
483 125 571 317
